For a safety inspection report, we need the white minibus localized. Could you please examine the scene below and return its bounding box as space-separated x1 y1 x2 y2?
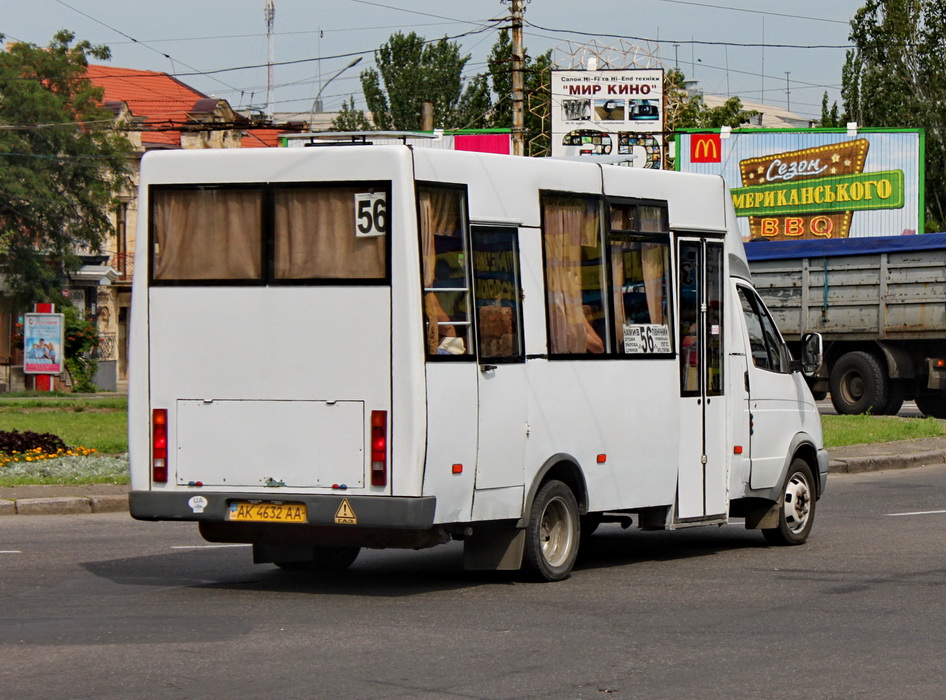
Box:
128 145 828 581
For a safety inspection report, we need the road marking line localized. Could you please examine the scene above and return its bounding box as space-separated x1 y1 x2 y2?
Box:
0 550 23 554
170 544 251 550
885 510 946 517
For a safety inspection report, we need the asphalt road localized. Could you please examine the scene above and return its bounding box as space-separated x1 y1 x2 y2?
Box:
2 464 946 700
818 398 924 418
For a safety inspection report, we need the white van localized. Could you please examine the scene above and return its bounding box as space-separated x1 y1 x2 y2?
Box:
128 146 828 580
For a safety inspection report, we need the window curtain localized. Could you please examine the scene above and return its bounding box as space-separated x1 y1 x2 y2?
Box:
544 195 599 354
152 190 262 280
642 243 666 324
275 188 385 279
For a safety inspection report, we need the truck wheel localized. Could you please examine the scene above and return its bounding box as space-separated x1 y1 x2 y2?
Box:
275 546 360 572
829 351 888 414
881 380 906 415
523 480 580 581
762 459 816 546
915 393 946 419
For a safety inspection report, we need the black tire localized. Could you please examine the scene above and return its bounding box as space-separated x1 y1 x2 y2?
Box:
762 459 816 546
829 351 888 415
275 546 360 572
915 393 946 419
810 390 827 401
523 480 580 581
880 380 906 416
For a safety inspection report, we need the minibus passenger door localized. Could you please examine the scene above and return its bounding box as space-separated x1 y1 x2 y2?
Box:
470 226 527 490
676 238 727 520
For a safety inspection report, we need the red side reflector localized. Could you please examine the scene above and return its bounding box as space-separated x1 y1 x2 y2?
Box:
152 408 168 483
734 445 744 455
596 454 607 464
452 464 463 474
370 410 388 487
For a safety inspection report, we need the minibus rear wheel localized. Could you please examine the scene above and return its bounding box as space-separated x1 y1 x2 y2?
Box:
523 480 580 581
275 546 361 572
762 460 816 546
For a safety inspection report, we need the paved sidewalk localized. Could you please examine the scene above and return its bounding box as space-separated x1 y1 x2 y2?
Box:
2 438 946 516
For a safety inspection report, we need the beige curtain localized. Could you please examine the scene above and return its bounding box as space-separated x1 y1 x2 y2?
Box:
642 243 666 324
275 188 385 279
544 195 600 354
152 190 262 280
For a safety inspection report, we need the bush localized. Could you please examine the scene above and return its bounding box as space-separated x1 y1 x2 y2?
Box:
0 429 67 455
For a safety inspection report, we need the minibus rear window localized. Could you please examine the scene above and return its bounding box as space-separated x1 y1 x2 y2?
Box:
152 188 263 281
150 182 390 284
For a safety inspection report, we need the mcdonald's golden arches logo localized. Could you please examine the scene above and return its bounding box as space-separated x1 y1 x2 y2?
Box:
691 134 722 163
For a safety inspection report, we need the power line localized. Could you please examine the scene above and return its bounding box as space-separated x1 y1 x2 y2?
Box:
523 19 853 50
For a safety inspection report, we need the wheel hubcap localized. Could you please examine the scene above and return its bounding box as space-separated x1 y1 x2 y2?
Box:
783 471 812 534
539 496 575 567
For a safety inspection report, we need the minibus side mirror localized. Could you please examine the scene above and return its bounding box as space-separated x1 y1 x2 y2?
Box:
793 332 823 377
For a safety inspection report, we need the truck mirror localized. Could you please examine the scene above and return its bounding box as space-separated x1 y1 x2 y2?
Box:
801 332 823 376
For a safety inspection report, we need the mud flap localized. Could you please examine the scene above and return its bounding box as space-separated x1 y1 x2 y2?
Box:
463 521 525 571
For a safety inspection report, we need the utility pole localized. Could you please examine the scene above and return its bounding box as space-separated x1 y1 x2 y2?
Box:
511 0 525 156
785 72 791 111
265 0 275 115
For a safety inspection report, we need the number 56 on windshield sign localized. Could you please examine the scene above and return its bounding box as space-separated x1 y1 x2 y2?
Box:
355 192 387 237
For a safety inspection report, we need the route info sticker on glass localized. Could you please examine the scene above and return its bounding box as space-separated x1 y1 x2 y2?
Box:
624 324 671 354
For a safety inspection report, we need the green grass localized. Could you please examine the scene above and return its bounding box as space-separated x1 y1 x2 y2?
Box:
0 397 128 453
821 414 946 448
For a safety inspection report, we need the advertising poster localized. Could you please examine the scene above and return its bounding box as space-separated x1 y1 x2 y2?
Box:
23 312 65 375
676 129 923 241
551 69 664 168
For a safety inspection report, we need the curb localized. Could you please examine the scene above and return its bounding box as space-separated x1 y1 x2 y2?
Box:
829 449 946 474
0 494 128 516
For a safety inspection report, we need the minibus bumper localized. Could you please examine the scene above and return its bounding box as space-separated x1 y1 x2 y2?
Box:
817 448 829 495
129 490 437 529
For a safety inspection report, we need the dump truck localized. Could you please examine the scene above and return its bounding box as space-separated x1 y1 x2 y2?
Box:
745 233 946 418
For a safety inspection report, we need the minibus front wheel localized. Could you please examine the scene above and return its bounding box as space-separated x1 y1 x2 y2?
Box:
762 459 816 546
523 480 580 581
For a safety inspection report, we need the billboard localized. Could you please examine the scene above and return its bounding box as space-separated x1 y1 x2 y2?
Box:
676 129 923 241
23 312 65 375
551 69 664 168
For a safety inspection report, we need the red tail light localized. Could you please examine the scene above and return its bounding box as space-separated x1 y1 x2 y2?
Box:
152 408 168 483
370 410 387 487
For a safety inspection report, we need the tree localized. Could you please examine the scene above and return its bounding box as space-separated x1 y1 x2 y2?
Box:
0 31 131 311
820 92 843 127
843 0 946 228
665 69 760 131
360 32 488 131
330 96 372 131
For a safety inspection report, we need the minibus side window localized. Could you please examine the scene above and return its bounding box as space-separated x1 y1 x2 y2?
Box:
472 227 524 361
542 193 608 355
419 186 473 357
152 188 263 281
608 201 672 356
738 286 789 373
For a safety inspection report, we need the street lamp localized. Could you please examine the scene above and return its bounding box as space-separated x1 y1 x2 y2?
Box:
309 56 363 126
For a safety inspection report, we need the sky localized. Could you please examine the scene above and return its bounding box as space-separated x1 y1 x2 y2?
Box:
4 0 866 122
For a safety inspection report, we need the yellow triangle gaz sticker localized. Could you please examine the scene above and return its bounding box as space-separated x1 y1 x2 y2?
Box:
334 498 357 525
